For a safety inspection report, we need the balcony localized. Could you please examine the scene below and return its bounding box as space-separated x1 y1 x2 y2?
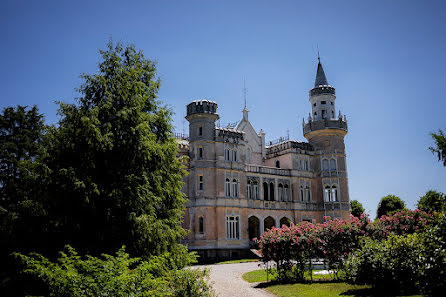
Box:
245 164 291 176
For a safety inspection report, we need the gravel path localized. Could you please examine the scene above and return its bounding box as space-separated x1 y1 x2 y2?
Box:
194 262 275 297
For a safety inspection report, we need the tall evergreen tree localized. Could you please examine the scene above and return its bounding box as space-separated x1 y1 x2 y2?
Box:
44 41 187 257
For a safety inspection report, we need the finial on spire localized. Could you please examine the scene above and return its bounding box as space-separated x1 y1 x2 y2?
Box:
317 45 320 64
243 79 248 108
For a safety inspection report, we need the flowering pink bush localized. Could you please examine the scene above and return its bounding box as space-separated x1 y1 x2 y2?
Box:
255 210 430 282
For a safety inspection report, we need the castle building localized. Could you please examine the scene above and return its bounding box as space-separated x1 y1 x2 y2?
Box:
178 61 350 261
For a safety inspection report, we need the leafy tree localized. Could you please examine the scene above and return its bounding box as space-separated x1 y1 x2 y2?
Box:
430 129 446 166
376 195 406 219
43 40 188 258
350 200 365 218
417 190 446 214
0 105 48 295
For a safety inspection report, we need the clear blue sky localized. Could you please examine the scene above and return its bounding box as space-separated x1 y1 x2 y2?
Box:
1 0 445 216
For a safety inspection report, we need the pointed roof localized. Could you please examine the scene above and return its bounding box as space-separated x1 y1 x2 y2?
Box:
314 62 329 87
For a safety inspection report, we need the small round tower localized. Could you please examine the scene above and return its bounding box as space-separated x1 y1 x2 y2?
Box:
303 60 348 151
185 99 219 141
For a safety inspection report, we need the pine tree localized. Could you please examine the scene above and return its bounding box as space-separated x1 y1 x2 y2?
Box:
45 41 187 257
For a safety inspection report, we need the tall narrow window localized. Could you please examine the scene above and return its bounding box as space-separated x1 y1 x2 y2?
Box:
198 217 204 233
270 182 275 201
198 126 203 136
278 184 283 201
330 159 337 171
322 159 329 171
225 178 231 197
247 180 252 199
253 182 259 199
232 178 238 197
304 160 309 171
226 216 240 239
263 182 269 201
284 184 289 202
198 147 203 160
332 185 338 202
300 185 304 202
305 185 311 202
247 148 251 163
233 150 237 162
198 175 203 191
324 185 331 202
225 149 230 161
276 160 280 168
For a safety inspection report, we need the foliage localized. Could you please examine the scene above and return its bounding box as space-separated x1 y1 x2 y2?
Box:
349 200 365 218
256 210 430 284
14 245 215 297
430 129 446 166
345 234 421 293
0 105 49 294
417 190 446 214
42 40 187 257
376 195 406 218
345 213 446 296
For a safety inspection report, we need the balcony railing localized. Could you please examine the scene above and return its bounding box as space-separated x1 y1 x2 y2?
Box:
245 165 291 176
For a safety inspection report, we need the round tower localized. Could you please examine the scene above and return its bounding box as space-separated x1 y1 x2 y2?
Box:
303 60 350 219
303 60 348 150
185 99 219 141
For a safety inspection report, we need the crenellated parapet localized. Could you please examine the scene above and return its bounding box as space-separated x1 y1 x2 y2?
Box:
186 99 218 116
303 117 348 136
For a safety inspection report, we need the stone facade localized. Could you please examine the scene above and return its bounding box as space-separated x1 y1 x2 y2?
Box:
179 61 350 261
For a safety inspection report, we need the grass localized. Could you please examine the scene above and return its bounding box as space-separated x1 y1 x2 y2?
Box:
243 269 423 297
243 268 333 283
215 258 258 264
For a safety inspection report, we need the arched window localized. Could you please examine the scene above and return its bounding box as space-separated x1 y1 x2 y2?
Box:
253 181 259 199
225 178 231 197
270 182 275 201
330 159 337 171
322 159 329 171
298 160 302 171
331 185 338 202
263 182 269 201
305 185 311 202
304 160 309 171
278 184 283 201
247 180 252 199
300 185 304 202
324 185 332 202
276 160 280 168
232 150 237 162
198 217 204 233
225 149 230 161
232 178 238 197
284 184 289 202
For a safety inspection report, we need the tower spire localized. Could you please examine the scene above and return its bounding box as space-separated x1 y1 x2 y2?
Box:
314 60 329 87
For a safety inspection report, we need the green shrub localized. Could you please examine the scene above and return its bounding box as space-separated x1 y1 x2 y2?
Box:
345 234 421 293
346 213 446 295
14 245 214 297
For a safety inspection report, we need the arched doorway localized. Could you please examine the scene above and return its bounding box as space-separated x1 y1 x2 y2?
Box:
248 216 260 246
264 216 275 232
280 217 291 227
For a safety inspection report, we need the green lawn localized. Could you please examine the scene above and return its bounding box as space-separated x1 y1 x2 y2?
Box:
242 269 423 297
243 269 333 283
215 258 258 264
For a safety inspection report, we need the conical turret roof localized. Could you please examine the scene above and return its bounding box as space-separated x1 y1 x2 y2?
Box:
314 62 329 87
